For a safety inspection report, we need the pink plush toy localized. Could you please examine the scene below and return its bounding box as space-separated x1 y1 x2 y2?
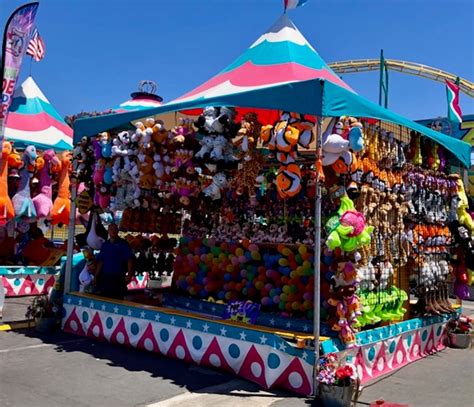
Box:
33 149 60 219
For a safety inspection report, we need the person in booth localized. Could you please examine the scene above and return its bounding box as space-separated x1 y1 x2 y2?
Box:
94 223 134 300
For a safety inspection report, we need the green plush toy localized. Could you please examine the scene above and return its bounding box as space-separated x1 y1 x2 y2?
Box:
326 195 374 252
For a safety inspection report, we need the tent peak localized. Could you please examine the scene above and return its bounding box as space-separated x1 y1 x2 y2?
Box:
250 14 315 50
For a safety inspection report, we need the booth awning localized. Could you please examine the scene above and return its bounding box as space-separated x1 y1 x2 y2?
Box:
5 76 73 151
73 16 472 167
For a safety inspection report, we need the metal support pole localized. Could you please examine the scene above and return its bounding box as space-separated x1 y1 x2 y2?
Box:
312 117 323 397
64 173 78 294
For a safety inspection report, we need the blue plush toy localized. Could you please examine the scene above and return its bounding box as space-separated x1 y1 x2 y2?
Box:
349 126 364 152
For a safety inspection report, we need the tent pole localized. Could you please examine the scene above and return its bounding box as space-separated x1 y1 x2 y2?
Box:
64 174 78 294
312 116 323 397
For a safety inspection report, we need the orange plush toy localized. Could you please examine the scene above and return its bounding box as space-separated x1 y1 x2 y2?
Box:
0 142 22 226
51 151 72 225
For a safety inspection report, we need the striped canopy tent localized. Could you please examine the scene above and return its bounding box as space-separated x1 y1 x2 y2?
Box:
112 90 163 114
5 76 73 151
175 14 353 123
73 15 472 167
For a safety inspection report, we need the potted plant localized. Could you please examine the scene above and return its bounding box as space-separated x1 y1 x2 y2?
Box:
446 315 472 349
25 294 62 333
317 353 359 407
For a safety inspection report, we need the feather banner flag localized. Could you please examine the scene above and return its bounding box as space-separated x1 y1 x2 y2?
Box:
446 79 463 126
284 0 308 12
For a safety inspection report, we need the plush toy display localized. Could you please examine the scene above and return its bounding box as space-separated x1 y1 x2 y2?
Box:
33 149 60 219
51 151 72 225
12 146 39 221
0 141 22 226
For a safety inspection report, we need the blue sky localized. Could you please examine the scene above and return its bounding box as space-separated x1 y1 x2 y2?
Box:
2 0 473 120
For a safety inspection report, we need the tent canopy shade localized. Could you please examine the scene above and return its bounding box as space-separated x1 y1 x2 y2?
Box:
73 78 471 167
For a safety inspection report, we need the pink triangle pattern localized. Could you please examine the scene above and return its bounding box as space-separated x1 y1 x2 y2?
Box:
384 336 399 370
422 327 436 355
200 337 234 374
136 323 161 353
373 343 390 376
270 357 312 395
109 317 131 346
63 307 86 336
410 331 422 360
167 329 194 364
238 345 268 389
433 323 447 351
390 335 408 370
87 312 106 341
354 347 370 382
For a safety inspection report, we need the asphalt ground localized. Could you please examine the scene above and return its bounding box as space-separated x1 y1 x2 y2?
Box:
0 302 472 406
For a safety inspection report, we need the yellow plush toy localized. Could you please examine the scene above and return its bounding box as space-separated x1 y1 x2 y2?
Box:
455 175 474 232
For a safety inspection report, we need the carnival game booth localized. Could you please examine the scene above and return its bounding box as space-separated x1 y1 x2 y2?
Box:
0 77 75 299
62 16 472 396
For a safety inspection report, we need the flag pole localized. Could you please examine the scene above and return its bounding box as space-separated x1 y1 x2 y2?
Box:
312 115 322 397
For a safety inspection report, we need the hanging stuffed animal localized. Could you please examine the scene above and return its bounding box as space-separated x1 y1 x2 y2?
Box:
51 151 72 225
12 145 39 221
202 172 227 200
0 141 22 226
326 195 374 252
33 149 60 219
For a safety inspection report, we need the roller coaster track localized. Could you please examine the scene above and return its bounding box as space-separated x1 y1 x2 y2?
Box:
328 59 474 97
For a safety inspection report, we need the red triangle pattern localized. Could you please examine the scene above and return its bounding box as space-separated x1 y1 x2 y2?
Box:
1 277 14 296
238 345 268 389
18 276 39 295
109 317 131 346
271 357 312 396
136 323 160 353
63 307 86 336
166 329 194 364
200 337 234 374
42 276 56 294
87 311 106 341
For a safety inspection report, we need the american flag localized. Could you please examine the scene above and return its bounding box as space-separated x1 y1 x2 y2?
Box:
26 28 45 62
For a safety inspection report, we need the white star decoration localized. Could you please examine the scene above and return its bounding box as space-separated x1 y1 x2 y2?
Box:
113 307 119 314
202 323 210 332
259 335 268 345
89 301 94 308
397 326 403 333
140 311 146 318
367 334 373 342
278 342 287 352
155 314 161 321
269 319 275 326
186 320 192 329
407 323 411 330
170 317 176 325
211 307 216 313
220 327 227 336
302 352 308 360
67 298 72 304
127 309 132 316
286 321 291 328
186 302 190 307
78 299 83 306
303 325 309 332
198 304 203 310
239 331 247 341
